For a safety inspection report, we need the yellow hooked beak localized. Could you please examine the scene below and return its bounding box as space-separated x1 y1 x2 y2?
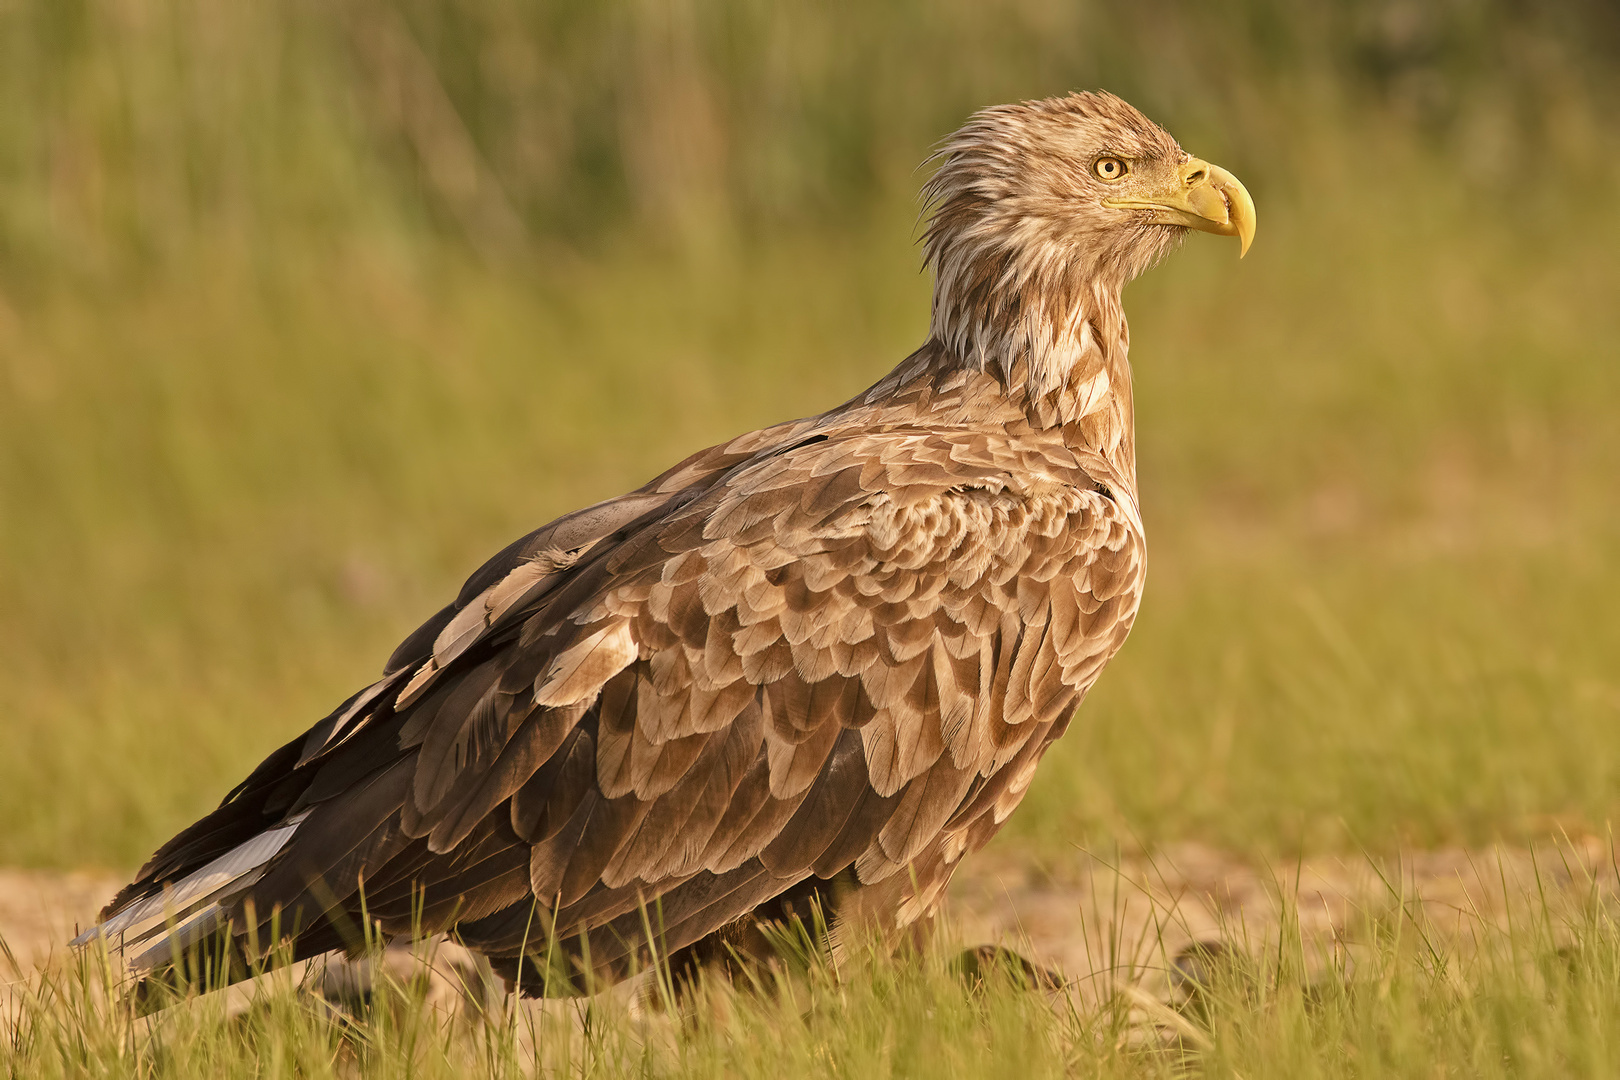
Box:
1103 157 1256 257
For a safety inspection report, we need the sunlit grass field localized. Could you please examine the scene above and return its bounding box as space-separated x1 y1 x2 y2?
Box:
5 0 1620 1072
5 132 1619 869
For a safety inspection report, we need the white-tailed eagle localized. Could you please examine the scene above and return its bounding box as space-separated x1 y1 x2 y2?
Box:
75 91 1255 994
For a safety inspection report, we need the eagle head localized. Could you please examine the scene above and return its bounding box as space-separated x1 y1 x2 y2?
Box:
921 91 1255 393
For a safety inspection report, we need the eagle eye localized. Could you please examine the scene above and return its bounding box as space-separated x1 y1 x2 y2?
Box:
1093 156 1128 182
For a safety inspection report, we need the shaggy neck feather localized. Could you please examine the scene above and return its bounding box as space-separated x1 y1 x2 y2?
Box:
928 260 1134 447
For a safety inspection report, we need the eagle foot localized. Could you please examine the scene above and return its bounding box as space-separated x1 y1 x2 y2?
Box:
950 943 1066 991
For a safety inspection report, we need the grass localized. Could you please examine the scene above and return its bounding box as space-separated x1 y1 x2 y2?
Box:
11 859 1620 1078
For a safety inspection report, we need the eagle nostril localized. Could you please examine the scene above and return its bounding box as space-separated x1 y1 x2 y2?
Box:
1185 166 1207 185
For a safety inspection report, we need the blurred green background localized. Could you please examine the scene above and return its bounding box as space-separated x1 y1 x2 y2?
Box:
2 0 1619 870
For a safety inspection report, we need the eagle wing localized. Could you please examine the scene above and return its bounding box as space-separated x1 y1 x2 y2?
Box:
83 422 1143 984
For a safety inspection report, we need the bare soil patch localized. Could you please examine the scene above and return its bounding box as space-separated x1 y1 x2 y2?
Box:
0 868 126 975
951 838 1616 1006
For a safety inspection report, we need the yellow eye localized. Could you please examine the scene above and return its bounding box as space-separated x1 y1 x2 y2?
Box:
1093 156 1127 181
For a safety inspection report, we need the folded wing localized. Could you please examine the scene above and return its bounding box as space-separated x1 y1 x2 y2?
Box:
81 422 1143 989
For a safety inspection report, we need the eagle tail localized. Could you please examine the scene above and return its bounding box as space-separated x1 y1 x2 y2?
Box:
70 812 309 970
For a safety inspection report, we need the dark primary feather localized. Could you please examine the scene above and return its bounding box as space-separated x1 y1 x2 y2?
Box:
83 90 1217 994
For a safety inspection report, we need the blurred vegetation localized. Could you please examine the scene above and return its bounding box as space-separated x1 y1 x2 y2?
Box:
4 0 1619 268
3 0 1620 869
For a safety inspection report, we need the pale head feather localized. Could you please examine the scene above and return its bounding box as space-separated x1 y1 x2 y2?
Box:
921 91 1190 398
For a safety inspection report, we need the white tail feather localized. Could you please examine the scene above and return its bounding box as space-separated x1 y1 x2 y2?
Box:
127 905 228 974
71 812 309 954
